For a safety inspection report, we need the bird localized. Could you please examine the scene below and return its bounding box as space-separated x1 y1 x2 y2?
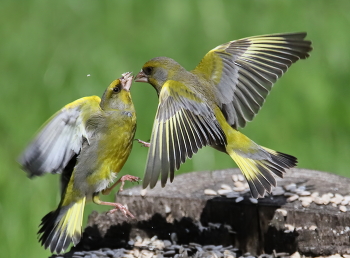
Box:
135 32 312 199
19 72 139 254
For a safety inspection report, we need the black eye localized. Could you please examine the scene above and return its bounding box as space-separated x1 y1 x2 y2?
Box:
143 67 153 75
113 86 121 93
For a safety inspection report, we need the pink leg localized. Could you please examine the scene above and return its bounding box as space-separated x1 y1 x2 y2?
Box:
102 175 140 196
93 195 135 218
136 139 150 148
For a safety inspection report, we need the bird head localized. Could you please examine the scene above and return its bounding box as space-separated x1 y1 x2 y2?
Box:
135 57 185 94
100 72 134 110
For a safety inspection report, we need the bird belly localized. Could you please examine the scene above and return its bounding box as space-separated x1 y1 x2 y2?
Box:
86 126 135 194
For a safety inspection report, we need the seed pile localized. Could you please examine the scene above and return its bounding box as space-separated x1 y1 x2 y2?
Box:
50 237 301 258
204 175 350 212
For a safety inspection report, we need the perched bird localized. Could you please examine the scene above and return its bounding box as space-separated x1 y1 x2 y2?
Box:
19 73 139 254
135 32 312 198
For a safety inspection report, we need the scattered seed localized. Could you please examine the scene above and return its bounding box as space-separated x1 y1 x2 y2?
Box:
237 174 244 181
313 196 324 205
328 193 334 198
232 174 238 182
221 184 232 191
287 194 299 202
164 250 176 256
218 189 233 195
233 181 244 188
170 232 178 243
140 189 147 196
321 194 330 205
302 201 311 207
225 192 240 198
331 195 343 205
233 187 246 192
284 183 297 192
249 198 258 204
299 191 311 196
272 187 285 196
236 196 244 203
204 189 217 196
284 192 295 197
163 240 172 247
309 225 317 230
341 199 350 206
311 192 319 198
340 205 347 212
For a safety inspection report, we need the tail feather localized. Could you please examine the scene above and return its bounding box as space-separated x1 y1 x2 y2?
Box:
38 197 86 254
229 147 297 198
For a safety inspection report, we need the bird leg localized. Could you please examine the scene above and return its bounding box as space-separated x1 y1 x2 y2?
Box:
93 195 135 218
136 139 150 147
102 175 140 196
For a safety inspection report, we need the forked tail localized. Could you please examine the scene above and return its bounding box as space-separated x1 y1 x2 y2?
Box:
38 197 86 254
227 131 297 198
214 106 297 198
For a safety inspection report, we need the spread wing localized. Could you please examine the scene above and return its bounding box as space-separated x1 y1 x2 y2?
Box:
193 32 312 128
19 96 101 177
143 80 226 189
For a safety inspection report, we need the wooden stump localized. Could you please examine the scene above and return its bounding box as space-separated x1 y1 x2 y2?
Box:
87 168 350 256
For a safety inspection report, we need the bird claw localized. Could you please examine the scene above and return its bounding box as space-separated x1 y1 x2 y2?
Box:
118 175 141 192
107 203 135 219
135 139 150 148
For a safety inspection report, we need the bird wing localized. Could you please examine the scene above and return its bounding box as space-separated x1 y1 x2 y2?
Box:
143 80 226 189
19 96 101 177
192 32 312 128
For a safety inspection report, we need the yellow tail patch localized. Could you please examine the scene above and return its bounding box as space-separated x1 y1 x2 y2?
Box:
39 197 86 254
57 197 86 246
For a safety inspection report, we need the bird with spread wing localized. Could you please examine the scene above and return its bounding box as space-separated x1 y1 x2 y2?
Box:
19 73 139 254
135 32 312 198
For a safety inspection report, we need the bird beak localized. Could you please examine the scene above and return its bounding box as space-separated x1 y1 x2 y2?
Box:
120 72 133 91
134 70 148 83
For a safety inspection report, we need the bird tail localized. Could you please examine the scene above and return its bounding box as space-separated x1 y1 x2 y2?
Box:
226 130 297 198
38 197 86 254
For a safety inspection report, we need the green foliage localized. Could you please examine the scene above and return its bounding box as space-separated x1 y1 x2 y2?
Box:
1 1 349 257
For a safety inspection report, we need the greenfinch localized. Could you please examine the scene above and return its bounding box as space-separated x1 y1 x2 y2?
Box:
135 33 312 198
19 73 138 254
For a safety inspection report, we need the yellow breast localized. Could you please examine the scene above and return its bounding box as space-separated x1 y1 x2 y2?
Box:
86 111 136 188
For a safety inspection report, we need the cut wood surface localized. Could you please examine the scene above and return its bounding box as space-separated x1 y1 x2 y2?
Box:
87 168 350 256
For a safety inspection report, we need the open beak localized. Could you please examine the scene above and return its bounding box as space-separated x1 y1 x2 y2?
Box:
134 70 148 83
120 72 133 91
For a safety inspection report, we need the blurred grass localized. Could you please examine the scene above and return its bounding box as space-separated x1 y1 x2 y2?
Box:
1 0 349 257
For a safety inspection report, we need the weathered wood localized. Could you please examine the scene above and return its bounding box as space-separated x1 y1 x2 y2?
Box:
87 168 350 256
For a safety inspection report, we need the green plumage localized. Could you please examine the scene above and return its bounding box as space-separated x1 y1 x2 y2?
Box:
136 32 312 198
19 73 136 254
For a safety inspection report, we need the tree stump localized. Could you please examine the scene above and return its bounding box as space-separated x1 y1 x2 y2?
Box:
83 168 350 257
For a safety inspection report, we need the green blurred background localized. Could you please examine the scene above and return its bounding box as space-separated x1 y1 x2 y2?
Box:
1 0 349 257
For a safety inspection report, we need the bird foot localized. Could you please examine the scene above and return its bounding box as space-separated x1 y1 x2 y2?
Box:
136 139 150 147
107 203 135 219
118 175 140 192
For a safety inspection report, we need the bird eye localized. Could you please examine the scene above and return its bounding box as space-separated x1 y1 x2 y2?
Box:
113 86 121 93
143 67 153 75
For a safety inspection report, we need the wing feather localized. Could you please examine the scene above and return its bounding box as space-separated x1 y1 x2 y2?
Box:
193 32 312 128
19 96 101 177
143 81 226 189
